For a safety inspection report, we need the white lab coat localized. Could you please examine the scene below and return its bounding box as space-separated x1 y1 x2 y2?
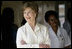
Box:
16 22 51 48
48 26 71 48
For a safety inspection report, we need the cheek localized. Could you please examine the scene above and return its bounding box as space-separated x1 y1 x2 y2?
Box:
49 21 52 24
29 13 36 18
48 21 54 27
29 13 32 17
33 12 36 17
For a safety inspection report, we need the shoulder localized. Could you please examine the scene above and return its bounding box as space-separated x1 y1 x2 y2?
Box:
17 25 26 37
59 27 68 36
37 23 48 32
59 27 67 32
37 23 47 29
17 25 26 33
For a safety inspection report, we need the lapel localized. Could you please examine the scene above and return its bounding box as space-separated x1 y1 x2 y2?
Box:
34 23 40 33
25 22 40 37
25 22 40 43
49 27 59 42
57 27 61 38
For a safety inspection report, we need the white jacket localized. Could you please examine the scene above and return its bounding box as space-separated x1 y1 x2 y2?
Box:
49 26 71 48
16 22 51 48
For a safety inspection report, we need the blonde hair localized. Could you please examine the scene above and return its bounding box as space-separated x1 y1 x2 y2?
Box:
23 2 38 14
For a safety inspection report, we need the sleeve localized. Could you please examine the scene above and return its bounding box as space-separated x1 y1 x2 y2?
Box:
16 28 39 48
62 29 71 47
44 27 51 47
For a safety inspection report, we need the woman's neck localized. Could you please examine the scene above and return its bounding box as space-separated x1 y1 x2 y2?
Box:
28 20 36 31
52 26 58 35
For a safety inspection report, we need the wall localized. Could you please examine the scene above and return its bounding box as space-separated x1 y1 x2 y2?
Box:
1 1 23 27
1 1 56 27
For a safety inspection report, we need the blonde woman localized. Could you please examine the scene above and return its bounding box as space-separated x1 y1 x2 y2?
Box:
16 2 51 48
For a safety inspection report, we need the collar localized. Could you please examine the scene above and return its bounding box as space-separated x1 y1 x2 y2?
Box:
25 22 40 33
49 26 60 36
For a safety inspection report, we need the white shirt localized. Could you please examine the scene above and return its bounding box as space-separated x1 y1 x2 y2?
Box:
16 22 51 48
48 26 71 48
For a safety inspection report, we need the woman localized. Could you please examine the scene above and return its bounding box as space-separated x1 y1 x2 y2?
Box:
44 10 71 48
16 2 50 48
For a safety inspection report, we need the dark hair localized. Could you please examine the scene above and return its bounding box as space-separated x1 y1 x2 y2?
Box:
2 7 14 23
67 8 71 23
23 2 38 14
45 10 60 26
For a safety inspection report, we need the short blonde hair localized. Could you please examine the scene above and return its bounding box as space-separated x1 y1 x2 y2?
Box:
23 2 38 14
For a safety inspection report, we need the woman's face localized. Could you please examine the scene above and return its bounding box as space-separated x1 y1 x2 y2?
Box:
48 15 58 28
23 7 36 22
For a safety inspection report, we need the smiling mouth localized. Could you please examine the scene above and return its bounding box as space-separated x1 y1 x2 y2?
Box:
26 17 31 19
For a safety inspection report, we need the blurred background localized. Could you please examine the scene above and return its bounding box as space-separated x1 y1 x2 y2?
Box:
1 1 71 48
1 1 71 27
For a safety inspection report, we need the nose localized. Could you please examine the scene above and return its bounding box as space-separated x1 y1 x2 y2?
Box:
27 12 30 17
27 13 28 16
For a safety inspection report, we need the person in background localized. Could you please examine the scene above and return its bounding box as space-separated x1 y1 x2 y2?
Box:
63 8 71 39
16 2 51 48
44 10 71 48
1 7 18 48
